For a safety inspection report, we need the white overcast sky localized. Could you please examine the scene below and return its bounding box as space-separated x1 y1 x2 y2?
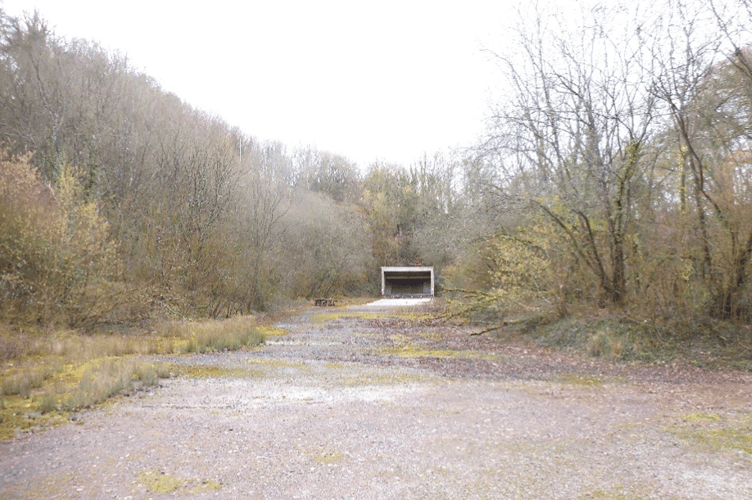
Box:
2 0 519 167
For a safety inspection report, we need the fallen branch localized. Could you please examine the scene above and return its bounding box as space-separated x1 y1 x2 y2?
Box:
469 317 536 336
470 326 500 336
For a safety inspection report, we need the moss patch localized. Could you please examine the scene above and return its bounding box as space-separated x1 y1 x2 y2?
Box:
317 450 343 464
311 306 437 325
672 425 752 454
171 364 263 379
313 312 385 324
681 412 722 423
256 325 288 337
190 478 222 494
417 330 444 341
0 395 67 440
559 374 606 386
336 370 433 387
579 487 649 500
378 344 497 360
245 358 308 369
137 469 187 494
668 412 752 455
169 358 314 380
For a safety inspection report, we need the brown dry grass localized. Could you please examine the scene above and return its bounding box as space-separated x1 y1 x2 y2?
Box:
0 315 265 440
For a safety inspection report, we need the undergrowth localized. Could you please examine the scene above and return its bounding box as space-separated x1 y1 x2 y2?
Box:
495 311 752 370
0 315 266 440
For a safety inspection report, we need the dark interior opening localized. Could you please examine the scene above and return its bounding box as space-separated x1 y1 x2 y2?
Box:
383 271 432 296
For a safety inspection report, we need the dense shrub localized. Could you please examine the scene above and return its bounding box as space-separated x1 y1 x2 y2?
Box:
0 155 123 327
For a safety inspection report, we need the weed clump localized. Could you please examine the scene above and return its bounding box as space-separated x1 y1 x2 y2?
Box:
167 316 264 353
61 359 169 411
1 365 57 398
0 314 265 439
38 394 58 415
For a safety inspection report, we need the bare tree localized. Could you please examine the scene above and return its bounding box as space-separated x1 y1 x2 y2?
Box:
649 0 752 320
484 2 660 306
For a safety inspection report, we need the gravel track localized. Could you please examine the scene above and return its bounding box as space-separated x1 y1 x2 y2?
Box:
1 303 751 499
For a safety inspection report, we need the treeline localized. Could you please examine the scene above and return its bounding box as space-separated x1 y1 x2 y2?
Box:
453 0 752 325
3 2 752 331
0 10 460 327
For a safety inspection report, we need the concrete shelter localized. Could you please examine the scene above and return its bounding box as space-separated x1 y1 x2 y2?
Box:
381 266 434 297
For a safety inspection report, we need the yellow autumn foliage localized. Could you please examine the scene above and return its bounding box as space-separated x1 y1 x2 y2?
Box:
0 155 123 326
444 220 561 318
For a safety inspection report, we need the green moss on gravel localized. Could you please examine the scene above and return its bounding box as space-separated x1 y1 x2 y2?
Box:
668 412 752 455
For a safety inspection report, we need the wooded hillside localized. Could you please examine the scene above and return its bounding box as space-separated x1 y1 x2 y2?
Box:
2 1 752 332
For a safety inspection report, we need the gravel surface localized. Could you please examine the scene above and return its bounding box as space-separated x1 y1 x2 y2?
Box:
1 303 751 499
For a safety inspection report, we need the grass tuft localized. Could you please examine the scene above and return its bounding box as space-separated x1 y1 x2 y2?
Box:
1 364 58 398
61 359 170 411
0 314 264 439
159 316 264 354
